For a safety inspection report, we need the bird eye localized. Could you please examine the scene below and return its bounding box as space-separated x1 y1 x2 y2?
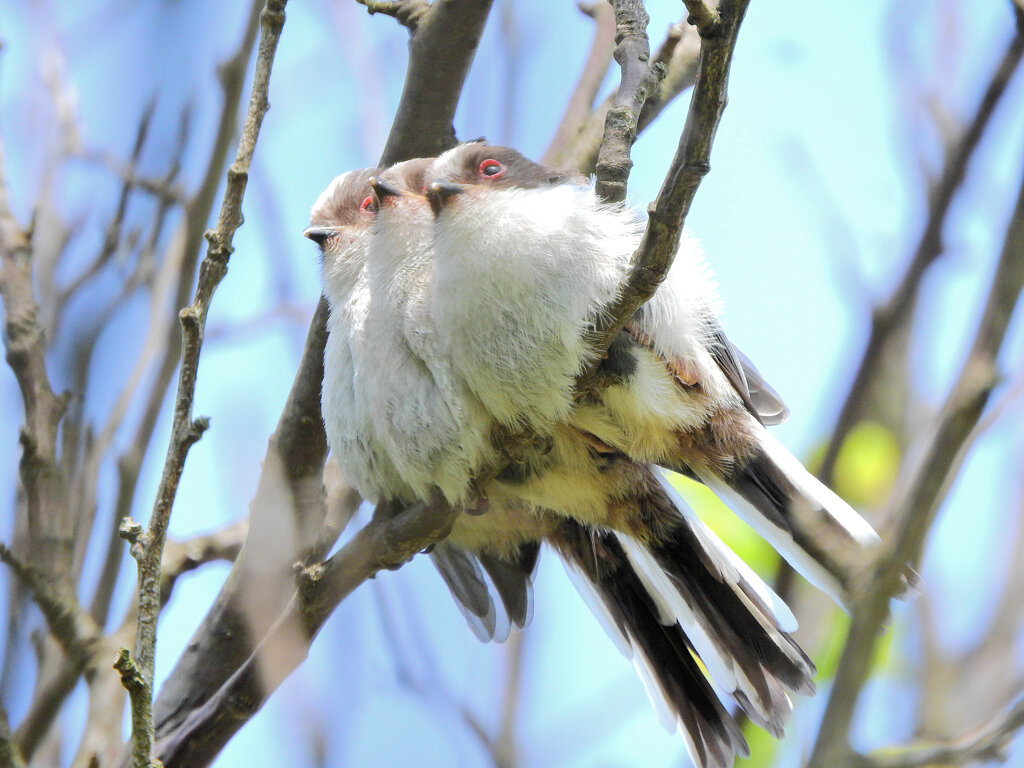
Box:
477 159 505 179
359 195 377 214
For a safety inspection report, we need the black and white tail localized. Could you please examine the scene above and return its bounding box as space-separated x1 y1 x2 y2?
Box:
553 470 816 768
695 425 883 608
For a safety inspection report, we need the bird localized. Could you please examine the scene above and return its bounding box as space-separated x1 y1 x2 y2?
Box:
425 141 884 610
306 161 549 642
308 155 823 767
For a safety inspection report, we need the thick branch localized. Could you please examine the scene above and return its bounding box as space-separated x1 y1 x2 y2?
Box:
593 0 662 203
153 497 458 768
808 160 1024 768
379 0 495 165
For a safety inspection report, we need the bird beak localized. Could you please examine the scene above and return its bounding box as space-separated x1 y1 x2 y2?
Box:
368 176 401 207
303 226 340 247
426 181 465 217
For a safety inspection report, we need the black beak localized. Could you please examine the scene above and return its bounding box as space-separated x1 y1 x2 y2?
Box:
426 181 465 217
303 226 339 247
368 176 402 206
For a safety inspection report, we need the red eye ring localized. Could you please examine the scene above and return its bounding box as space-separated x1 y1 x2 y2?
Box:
359 195 376 214
478 159 505 179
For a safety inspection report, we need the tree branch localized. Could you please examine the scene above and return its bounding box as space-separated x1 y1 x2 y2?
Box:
355 0 429 30
153 496 458 768
807 158 1024 768
865 695 1024 768
542 1 616 165
593 0 662 203
379 0 496 165
817 24 1024 483
0 701 25 768
0 140 74 581
125 2 289 764
578 0 751 391
547 20 700 174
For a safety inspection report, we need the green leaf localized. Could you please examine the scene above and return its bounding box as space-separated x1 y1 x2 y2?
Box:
832 421 900 509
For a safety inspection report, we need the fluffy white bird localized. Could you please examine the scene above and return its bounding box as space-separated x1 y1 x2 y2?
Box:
426 142 883 609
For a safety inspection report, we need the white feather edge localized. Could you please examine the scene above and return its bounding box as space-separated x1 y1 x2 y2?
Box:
654 471 800 634
758 429 882 548
627 634 731 768
695 428 881 612
560 558 632 658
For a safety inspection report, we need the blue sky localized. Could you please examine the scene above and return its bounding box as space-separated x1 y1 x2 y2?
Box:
1 0 1023 766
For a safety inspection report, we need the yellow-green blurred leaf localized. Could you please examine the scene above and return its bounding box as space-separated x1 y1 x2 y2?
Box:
814 611 898 682
832 421 900 508
738 718 778 767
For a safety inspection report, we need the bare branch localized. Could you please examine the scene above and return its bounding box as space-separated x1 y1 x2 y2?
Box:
808 158 1024 768
865 695 1024 768
593 0 662 202
578 0 751 390
113 649 159 768
379 0 495 165
681 0 720 36
159 521 248 604
0 701 26 768
153 496 458 768
355 0 429 30
124 2 289 764
542 1 616 165
549 19 700 173
0 141 74 578
0 543 101 668
817 25 1024 483
493 631 527 768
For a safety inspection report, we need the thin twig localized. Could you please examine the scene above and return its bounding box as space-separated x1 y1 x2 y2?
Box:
578 0 751 391
0 543 101 668
593 0 662 203
113 650 158 768
549 19 700 173
807 157 1024 768
126 3 289 765
542 1 616 165
152 496 458 768
865 695 1024 768
817 23 1024 483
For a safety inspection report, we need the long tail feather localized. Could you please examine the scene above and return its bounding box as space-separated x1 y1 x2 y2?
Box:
555 524 749 768
696 426 881 608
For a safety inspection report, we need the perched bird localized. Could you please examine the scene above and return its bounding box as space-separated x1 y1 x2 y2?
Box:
308 156 821 767
307 161 548 641
426 142 882 609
